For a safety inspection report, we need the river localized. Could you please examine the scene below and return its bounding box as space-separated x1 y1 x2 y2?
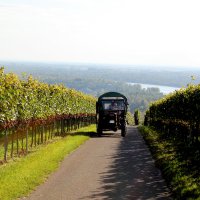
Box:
128 82 180 94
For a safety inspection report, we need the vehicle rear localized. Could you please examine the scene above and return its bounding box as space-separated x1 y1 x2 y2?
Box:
96 92 128 137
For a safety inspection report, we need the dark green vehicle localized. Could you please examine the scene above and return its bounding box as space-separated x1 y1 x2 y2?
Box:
96 92 128 137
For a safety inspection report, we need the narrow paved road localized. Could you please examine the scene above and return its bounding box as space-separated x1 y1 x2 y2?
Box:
24 126 172 200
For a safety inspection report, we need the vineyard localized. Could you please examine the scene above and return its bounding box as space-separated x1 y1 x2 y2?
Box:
145 84 200 145
0 67 96 163
144 84 200 198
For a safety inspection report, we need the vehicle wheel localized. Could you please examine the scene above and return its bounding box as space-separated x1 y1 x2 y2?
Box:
121 125 127 137
97 128 102 137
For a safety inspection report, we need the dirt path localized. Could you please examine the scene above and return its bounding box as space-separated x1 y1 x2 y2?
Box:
24 126 172 200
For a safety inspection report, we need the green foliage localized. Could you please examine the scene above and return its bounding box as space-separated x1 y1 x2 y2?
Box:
143 85 200 199
126 111 134 125
134 109 140 125
0 68 96 162
0 68 96 129
139 126 200 199
147 84 200 123
144 110 150 126
145 84 200 145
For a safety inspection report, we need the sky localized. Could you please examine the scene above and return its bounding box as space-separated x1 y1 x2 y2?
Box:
0 0 200 68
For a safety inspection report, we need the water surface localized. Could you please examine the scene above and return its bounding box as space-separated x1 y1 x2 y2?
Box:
128 82 180 94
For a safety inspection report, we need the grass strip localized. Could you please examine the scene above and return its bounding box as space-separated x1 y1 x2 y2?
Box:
139 126 200 200
0 125 96 200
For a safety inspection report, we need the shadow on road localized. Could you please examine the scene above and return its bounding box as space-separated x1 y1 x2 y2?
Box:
81 126 172 200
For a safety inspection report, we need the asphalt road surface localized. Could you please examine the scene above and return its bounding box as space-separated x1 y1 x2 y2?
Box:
23 126 172 200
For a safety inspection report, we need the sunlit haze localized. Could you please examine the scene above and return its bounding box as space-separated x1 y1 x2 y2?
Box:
0 0 200 68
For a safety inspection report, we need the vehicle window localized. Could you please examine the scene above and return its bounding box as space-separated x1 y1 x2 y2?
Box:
102 101 125 110
103 102 112 110
117 101 125 110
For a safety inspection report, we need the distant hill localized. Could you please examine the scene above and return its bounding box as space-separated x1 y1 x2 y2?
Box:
2 61 200 87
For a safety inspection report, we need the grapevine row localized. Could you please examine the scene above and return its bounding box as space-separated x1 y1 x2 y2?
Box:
0 67 96 162
145 84 200 145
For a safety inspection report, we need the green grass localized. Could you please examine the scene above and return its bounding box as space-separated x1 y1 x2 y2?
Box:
0 125 96 200
139 126 200 200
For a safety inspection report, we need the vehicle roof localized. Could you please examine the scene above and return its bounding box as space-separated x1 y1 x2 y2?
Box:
98 92 128 103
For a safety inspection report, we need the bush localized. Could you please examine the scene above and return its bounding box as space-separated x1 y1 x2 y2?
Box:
134 109 140 125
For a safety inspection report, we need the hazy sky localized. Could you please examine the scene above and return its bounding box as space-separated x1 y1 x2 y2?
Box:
0 0 200 68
